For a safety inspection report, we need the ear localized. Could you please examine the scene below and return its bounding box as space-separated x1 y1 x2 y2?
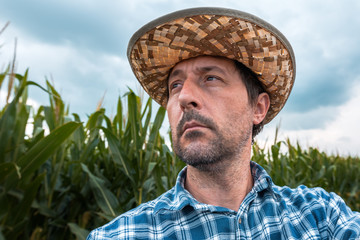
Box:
253 92 270 125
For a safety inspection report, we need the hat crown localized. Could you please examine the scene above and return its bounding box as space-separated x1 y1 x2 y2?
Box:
127 7 296 123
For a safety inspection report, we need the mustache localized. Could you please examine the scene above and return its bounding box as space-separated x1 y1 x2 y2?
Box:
176 111 216 137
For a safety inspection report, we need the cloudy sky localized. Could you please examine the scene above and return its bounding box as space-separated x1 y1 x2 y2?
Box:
1 0 360 156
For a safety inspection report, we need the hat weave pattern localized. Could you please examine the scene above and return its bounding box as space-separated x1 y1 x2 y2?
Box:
129 12 295 123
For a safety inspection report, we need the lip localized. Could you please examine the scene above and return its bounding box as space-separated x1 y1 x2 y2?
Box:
182 121 208 134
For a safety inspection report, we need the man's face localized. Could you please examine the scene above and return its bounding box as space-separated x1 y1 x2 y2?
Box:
166 56 264 172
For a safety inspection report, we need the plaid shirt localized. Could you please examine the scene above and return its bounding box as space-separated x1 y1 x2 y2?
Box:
87 162 360 239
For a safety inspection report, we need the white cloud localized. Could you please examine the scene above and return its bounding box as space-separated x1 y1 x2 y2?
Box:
26 97 41 110
0 22 139 117
258 79 360 157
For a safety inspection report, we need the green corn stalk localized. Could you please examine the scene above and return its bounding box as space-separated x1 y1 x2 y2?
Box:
0 69 81 239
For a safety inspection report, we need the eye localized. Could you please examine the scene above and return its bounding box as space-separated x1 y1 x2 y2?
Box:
206 75 220 82
169 81 182 92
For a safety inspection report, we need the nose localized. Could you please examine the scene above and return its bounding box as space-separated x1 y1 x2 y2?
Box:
178 78 201 111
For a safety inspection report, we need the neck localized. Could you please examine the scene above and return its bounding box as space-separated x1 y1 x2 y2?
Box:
185 157 253 212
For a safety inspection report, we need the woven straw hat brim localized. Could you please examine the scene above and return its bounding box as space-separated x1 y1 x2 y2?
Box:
127 7 296 124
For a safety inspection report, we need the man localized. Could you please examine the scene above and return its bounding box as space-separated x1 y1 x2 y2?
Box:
88 7 360 239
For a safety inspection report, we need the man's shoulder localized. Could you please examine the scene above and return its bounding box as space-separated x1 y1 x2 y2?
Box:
268 184 360 237
87 187 177 239
272 184 360 221
275 184 329 197
273 184 339 207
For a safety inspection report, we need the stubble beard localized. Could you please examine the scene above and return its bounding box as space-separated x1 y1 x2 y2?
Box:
172 111 252 173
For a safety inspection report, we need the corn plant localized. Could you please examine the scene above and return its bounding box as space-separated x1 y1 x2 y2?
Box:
252 138 360 211
0 59 186 239
73 90 185 237
0 68 81 239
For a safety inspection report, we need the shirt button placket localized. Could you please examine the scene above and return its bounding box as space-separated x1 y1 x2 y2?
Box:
234 217 241 240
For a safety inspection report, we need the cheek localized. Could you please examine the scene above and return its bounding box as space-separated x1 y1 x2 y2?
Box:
221 101 253 128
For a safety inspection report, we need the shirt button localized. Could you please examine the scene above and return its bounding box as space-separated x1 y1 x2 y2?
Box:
238 218 242 224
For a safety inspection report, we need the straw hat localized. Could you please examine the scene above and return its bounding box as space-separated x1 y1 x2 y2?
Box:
127 7 295 123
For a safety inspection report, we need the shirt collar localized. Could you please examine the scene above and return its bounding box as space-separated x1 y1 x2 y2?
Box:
250 161 273 192
154 161 278 214
153 167 198 214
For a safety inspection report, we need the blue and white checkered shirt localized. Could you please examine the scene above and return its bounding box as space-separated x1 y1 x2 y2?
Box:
87 162 360 239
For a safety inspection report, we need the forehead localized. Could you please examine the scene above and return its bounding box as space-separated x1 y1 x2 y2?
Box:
169 56 236 78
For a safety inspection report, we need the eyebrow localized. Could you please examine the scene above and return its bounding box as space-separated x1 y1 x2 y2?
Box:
168 65 226 81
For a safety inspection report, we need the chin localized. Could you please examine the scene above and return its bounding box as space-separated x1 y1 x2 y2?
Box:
177 141 226 170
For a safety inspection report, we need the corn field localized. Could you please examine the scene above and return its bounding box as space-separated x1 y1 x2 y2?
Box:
1 35 359 240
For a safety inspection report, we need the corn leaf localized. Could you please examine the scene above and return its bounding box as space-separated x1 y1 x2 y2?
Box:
101 127 132 182
12 172 46 224
4 122 81 189
148 106 166 144
0 65 9 91
44 106 55 131
0 99 16 159
81 164 120 217
68 223 89 240
127 92 141 151
0 162 20 183
17 122 81 176
116 96 123 138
